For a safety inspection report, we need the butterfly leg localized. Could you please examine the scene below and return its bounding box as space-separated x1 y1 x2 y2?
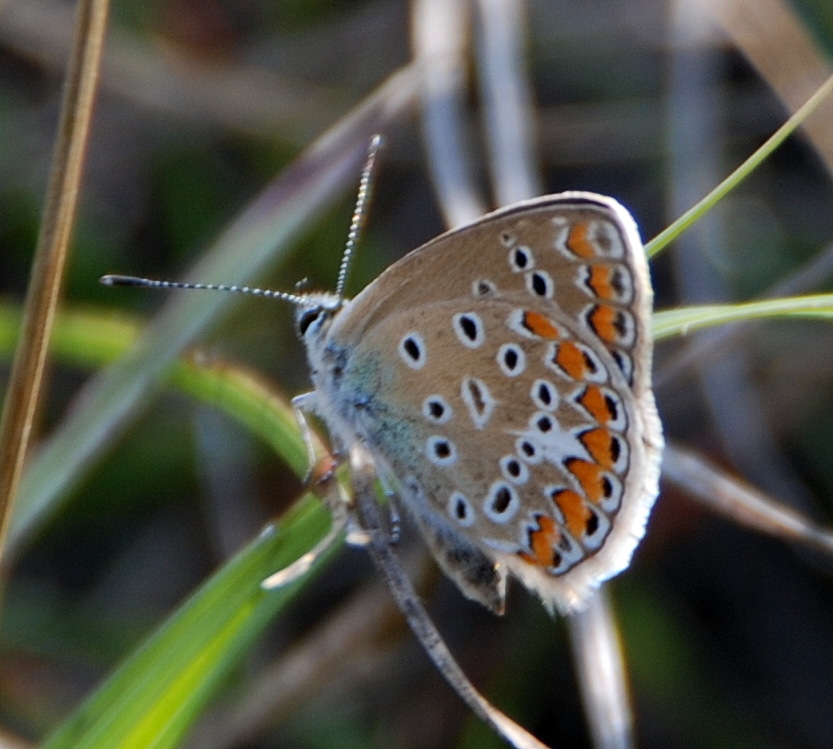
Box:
260 430 350 590
292 392 373 545
292 392 341 487
260 483 349 590
260 394 350 590
375 470 402 545
292 391 403 547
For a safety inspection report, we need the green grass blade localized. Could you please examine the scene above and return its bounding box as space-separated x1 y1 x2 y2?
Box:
653 293 833 341
0 303 339 749
645 73 833 258
0 303 310 539
40 496 336 749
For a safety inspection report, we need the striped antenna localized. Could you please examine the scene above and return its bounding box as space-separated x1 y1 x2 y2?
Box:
102 135 384 307
99 275 307 306
335 134 383 300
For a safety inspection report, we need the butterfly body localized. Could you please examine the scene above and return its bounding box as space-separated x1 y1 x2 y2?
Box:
298 192 663 614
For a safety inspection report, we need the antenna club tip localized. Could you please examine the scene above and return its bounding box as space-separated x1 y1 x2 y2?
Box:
100 274 142 287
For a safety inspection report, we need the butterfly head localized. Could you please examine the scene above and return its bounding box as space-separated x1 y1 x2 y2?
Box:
294 292 342 341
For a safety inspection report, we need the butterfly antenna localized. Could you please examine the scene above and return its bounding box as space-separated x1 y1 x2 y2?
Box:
99 275 307 306
335 134 383 302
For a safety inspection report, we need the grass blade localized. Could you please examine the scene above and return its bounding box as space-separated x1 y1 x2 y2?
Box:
645 73 833 258
0 0 110 561
653 293 833 340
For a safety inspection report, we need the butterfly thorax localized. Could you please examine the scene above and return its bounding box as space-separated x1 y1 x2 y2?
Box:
297 292 383 455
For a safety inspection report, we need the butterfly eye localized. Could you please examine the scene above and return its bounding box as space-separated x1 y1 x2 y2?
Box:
297 308 323 336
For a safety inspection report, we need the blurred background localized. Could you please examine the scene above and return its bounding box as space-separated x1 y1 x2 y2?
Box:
1 0 833 747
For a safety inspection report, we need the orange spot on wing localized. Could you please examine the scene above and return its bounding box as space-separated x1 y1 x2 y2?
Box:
588 304 621 343
552 489 592 537
579 428 617 469
587 266 616 300
523 310 561 339
567 222 596 259
566 458 607 502
520 514 561 567
578 385 614 425
555 341 587 378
